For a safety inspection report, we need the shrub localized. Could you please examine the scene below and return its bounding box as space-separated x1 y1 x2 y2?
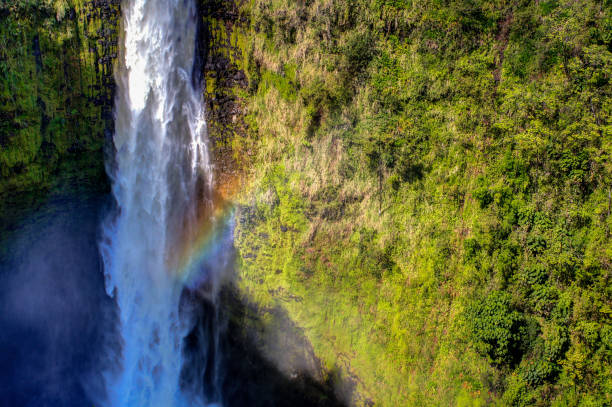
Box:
342 30 376 78
473 186 493 208
464 237 482 260
468 291 528 366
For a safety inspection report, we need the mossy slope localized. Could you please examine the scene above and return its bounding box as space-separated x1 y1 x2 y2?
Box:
0 0 118 197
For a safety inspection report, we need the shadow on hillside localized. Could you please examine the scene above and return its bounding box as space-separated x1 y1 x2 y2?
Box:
0 189 349 406
182 288 350 407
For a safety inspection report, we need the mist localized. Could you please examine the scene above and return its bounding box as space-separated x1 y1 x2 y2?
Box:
0 193 117 407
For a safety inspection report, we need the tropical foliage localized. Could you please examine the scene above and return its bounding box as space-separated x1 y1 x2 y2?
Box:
228 0 612 405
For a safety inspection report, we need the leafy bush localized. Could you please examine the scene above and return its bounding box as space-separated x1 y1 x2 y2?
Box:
468 291 528 366
342 30 376 79
473 186 493 208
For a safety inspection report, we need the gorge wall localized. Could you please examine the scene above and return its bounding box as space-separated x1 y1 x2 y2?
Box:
0 0 119 244
214 1 612 406
0 0 119 192
1 1 611 406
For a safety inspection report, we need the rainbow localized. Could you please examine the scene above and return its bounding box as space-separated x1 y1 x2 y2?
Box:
173 172 244 290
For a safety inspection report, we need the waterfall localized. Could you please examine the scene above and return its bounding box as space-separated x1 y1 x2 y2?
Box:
99 0 216 405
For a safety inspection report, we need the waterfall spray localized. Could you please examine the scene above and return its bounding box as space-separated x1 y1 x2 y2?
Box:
99 0 215 405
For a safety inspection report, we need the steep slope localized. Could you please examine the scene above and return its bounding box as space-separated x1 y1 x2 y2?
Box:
217 1 612 405
0 0 118 200
0 0 119 261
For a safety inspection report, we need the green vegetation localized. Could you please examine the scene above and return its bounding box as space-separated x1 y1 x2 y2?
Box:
2 0 610 405
224 0 612 405
0 0 117 197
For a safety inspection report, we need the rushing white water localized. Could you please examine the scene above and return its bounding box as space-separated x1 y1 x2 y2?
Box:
99 0 214 405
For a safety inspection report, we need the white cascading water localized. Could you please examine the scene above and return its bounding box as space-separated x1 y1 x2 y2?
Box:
99 0 214 405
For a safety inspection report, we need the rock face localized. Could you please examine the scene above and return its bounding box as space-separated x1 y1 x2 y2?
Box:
0 1 120 198
197 1 350 403
198 0 251 199
203 1 612 406
0 0 120 248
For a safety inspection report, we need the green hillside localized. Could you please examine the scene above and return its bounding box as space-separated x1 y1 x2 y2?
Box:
217 1 612 405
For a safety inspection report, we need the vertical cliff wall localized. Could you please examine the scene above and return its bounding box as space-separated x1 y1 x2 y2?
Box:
0 0 119 197
199 0 251 199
